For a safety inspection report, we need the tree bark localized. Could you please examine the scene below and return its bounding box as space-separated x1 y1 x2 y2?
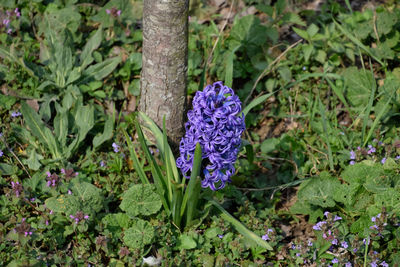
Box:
139 0 188 148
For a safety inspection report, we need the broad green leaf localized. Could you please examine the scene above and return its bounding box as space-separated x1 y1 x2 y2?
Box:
80 27 103 69
344 67 376 108
292 27 308 40
307 24 319 38
120 184 162 217
83 56 121 81
230 15 267 45
123 219 154 249
341 162 383 185
177 234 197 250
93 115 114 148
24 149 43 171
102 213 131 235
374 189 400 213
0 163 14 176
376 10 397 37
260 138 279 154
74 104 95 144
21 102 61 159
70 181 104 214
296 173 340 208
45 194 80 214
54 103 68 149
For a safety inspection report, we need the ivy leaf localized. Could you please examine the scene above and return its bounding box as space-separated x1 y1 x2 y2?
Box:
123 219 154 249
120 184 162 217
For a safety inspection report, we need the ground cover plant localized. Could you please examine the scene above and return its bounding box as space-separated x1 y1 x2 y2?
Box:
1 0 400 266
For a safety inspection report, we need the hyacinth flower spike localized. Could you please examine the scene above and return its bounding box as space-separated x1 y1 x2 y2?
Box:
124 82 271 249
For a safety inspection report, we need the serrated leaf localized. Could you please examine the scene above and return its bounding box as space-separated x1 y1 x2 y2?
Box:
376 10 397 37
297 173 341 208
70 181 104 214
120 184 162 217
123 219 154 249
341 162 383 185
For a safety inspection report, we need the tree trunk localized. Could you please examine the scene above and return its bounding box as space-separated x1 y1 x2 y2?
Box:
139 0 188 148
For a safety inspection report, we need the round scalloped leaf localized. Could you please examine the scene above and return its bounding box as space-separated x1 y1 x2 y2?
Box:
123 219 154 249
120 184 161 217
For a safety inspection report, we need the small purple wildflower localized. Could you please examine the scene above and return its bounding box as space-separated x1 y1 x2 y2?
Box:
381 261 388 267
341 241 348 248
396 155 400 160
307 240 313 247
291 244 296 250
345 262 352 267
332 258 339 264
267 228 273 233
0 150 3 157
69 211 89 224
112 142 120 153
324 211 330 218
218 234 223 239
372 216 376 222
68 190 72 195
350 150 356 160
331 239 338 245
176 82 245 190
350 160 355 165
313 221 327 231
353 248 358 253
100 161 106 167
261 234 270 241
11 181 23 197
106 9 111 14
367 145 376 154
371 261 378 267
377 213 381 218
11 111 21 117
370 225 378 230
14 8 20 17
334 215 342 221
296 253 301 257
363 238 370 245
49 210 53 215
381 157 386 164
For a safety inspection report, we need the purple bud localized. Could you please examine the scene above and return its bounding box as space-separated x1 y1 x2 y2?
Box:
117 10 121 16
106 9 111 14
331 239 338 245
218 234 223 239
84 215 89 220
324 211 330 218
70 215 75 219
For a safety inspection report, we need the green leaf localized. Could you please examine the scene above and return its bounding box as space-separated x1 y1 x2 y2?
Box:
302 44 313 62
211 200 273 250
102 213 131 235
177 234 197 250
230 15 267 45
120 184 162 217
74 104 95 144
344 67 376 108
45 194 80 214
70 180 104 214
93 115 114 148
376 10 397 37
24 149 43 171
224 46 240 88
307 24 319 38
80 27 103 70
83 56 121 81
0 163 14 176
296 173 340 208
0 94 17 110
54 103 68 149
128 53 142 71
242 92 274 117
260 138 279 154
123 219 154 249
21 102 61 159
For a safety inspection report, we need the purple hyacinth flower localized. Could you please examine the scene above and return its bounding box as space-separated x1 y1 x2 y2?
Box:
176 82 245 190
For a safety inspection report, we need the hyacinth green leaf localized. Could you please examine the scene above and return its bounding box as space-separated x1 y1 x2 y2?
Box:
139 112 180 183
134 120 170 215
120 184 162 217
123 219 154 249
211 200 272 250
181 143 202 227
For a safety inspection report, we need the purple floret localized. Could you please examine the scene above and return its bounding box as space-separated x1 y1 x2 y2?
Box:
176 82 245 190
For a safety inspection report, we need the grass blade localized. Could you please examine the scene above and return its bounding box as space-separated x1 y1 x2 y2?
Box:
122 128 149 185
210 200 273 250
242 92 274 117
